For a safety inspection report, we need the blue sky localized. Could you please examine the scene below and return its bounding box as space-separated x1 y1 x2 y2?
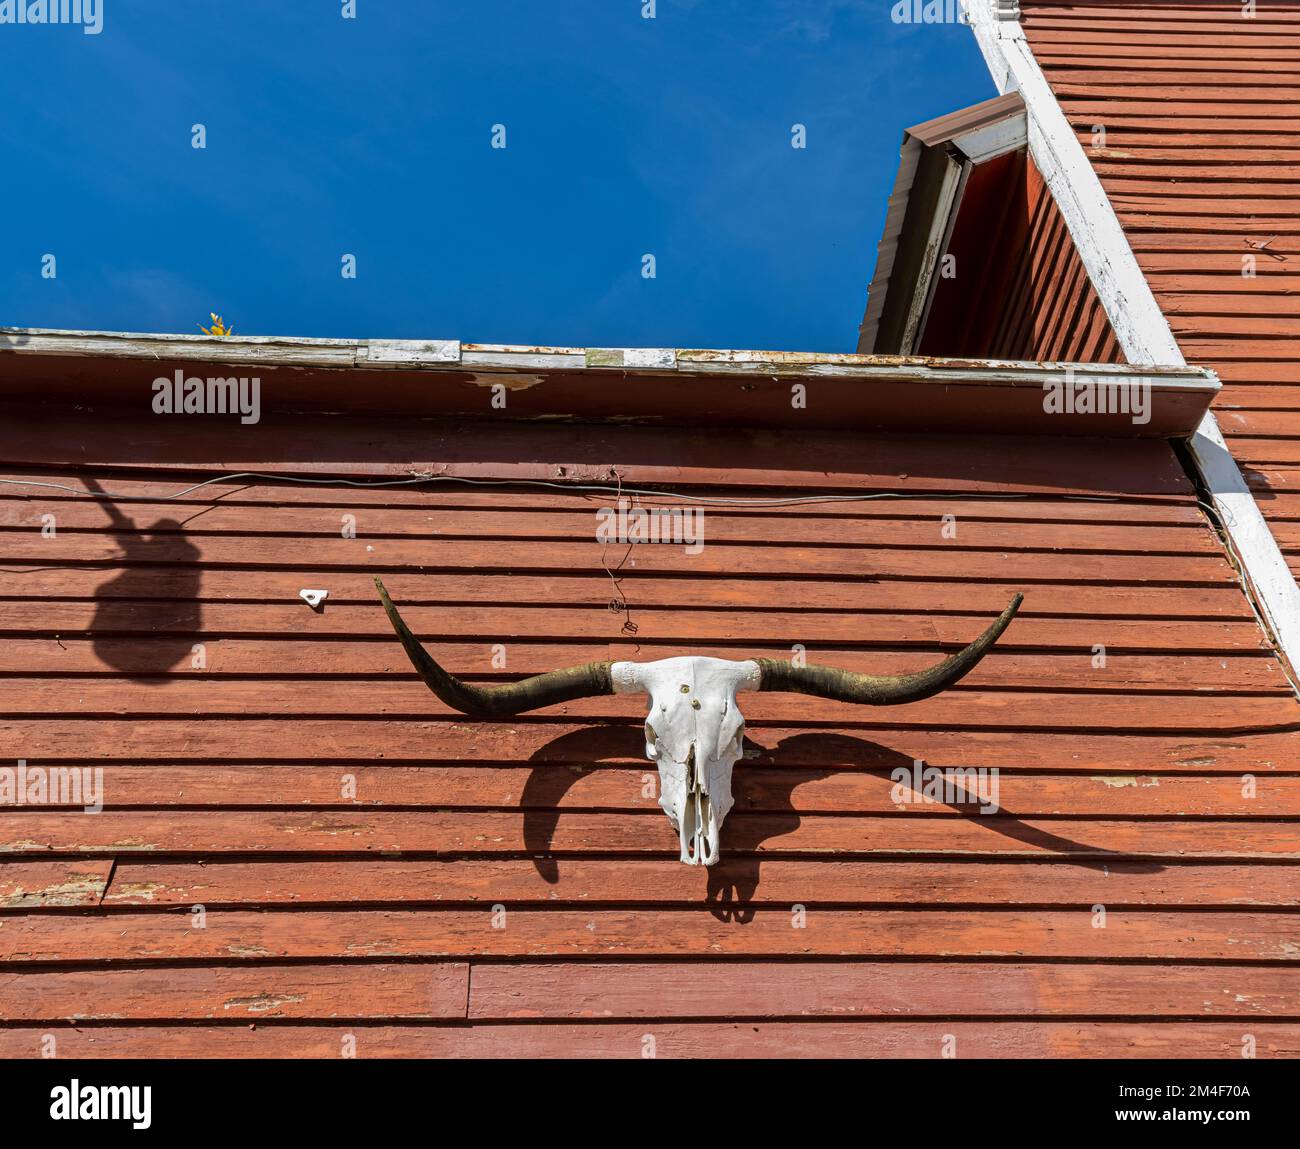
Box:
0 1 993 352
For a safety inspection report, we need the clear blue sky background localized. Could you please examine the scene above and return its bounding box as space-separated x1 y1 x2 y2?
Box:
1 1 993 352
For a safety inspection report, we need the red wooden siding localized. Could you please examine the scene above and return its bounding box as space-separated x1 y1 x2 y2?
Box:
0 409 1296 1058
1023 0 1300 578
920 150 1124 362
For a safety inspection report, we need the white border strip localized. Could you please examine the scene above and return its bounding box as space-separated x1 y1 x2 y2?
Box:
862 106 1027 354
964 0 1300 683
0 325 1215 389
900 154 965 354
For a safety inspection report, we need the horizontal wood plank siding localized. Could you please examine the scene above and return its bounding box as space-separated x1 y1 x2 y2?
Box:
1024 0 1300 582
0 407 1294 1058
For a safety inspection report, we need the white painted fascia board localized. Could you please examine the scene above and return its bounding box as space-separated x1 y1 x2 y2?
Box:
0 327 466 370
671 355 1216 396
899 153 966 355
0 324 1215 392
962 0 1300 687
863 117 1026 354
898 113 1027 355
585 347 677 369
964 7 1179 364
361 340 460 365
951 112 1027 164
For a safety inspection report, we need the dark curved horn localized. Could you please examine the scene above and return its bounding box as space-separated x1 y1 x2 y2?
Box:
755 594 1023 705
375 578 613 716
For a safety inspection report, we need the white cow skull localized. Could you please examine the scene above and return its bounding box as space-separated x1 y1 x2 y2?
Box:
612 657 760 865
375 579 1022 867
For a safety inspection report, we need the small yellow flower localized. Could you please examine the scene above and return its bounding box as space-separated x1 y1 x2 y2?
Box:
200 313 234 336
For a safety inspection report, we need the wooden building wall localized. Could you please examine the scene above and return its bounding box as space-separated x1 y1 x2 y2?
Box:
919 151 1124 363
1023 0 1300 579
0 409 1297 1056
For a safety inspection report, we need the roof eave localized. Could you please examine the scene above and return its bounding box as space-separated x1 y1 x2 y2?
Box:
0 325 1216 438
858 91 1027 356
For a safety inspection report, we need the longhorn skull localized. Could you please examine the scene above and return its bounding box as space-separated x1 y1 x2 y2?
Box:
375 579 1022 866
